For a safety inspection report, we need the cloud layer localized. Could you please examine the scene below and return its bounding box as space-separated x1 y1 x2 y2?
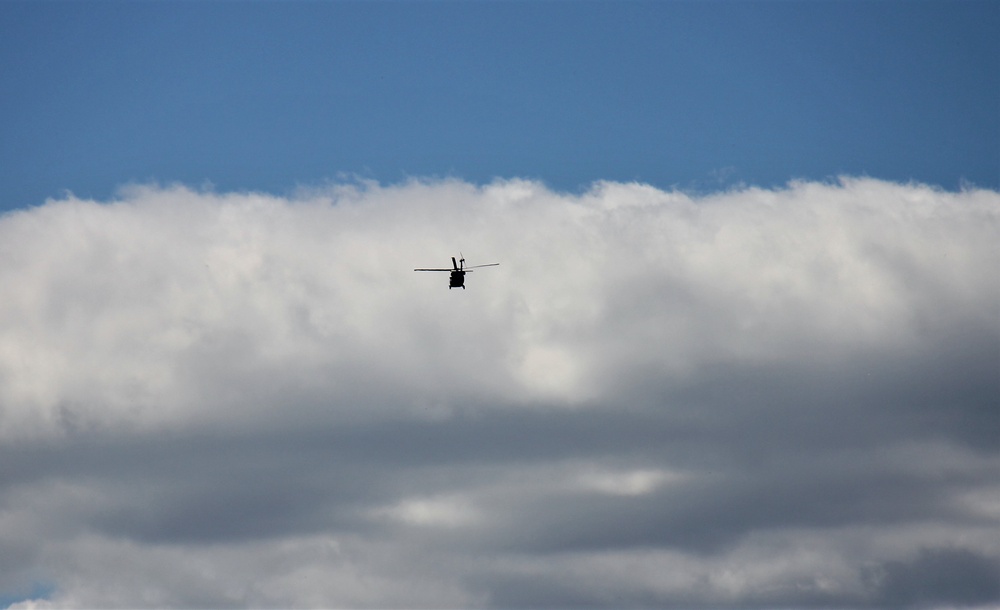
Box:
1 178 997 608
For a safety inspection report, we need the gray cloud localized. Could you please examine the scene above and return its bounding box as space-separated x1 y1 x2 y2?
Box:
864 547 1000 609
0 178 997 608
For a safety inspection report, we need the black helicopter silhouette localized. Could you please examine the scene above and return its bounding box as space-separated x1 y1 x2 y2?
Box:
414 255 499 289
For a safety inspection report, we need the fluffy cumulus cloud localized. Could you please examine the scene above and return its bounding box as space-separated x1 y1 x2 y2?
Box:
0 178 997 608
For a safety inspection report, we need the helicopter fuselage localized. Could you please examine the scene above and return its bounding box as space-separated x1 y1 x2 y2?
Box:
449 271 466 289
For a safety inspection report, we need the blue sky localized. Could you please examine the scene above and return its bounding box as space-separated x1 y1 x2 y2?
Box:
2 0 997 210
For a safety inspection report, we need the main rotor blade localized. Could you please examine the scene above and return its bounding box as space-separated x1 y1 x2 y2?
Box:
463 263 500 269
452 257 459 271
414 268 452 272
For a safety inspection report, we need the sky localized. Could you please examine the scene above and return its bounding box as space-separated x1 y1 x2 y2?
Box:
0 2 999 609
1 0 998 208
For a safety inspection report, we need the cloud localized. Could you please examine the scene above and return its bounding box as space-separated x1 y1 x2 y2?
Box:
0 177 997 608
864 547 1000 609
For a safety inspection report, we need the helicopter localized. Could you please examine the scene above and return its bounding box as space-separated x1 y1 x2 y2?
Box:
414 255 499 289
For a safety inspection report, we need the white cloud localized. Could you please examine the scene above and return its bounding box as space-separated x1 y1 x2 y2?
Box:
375 494 481 528
2 177 994 436
576 468 684 496
0 177 997 608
